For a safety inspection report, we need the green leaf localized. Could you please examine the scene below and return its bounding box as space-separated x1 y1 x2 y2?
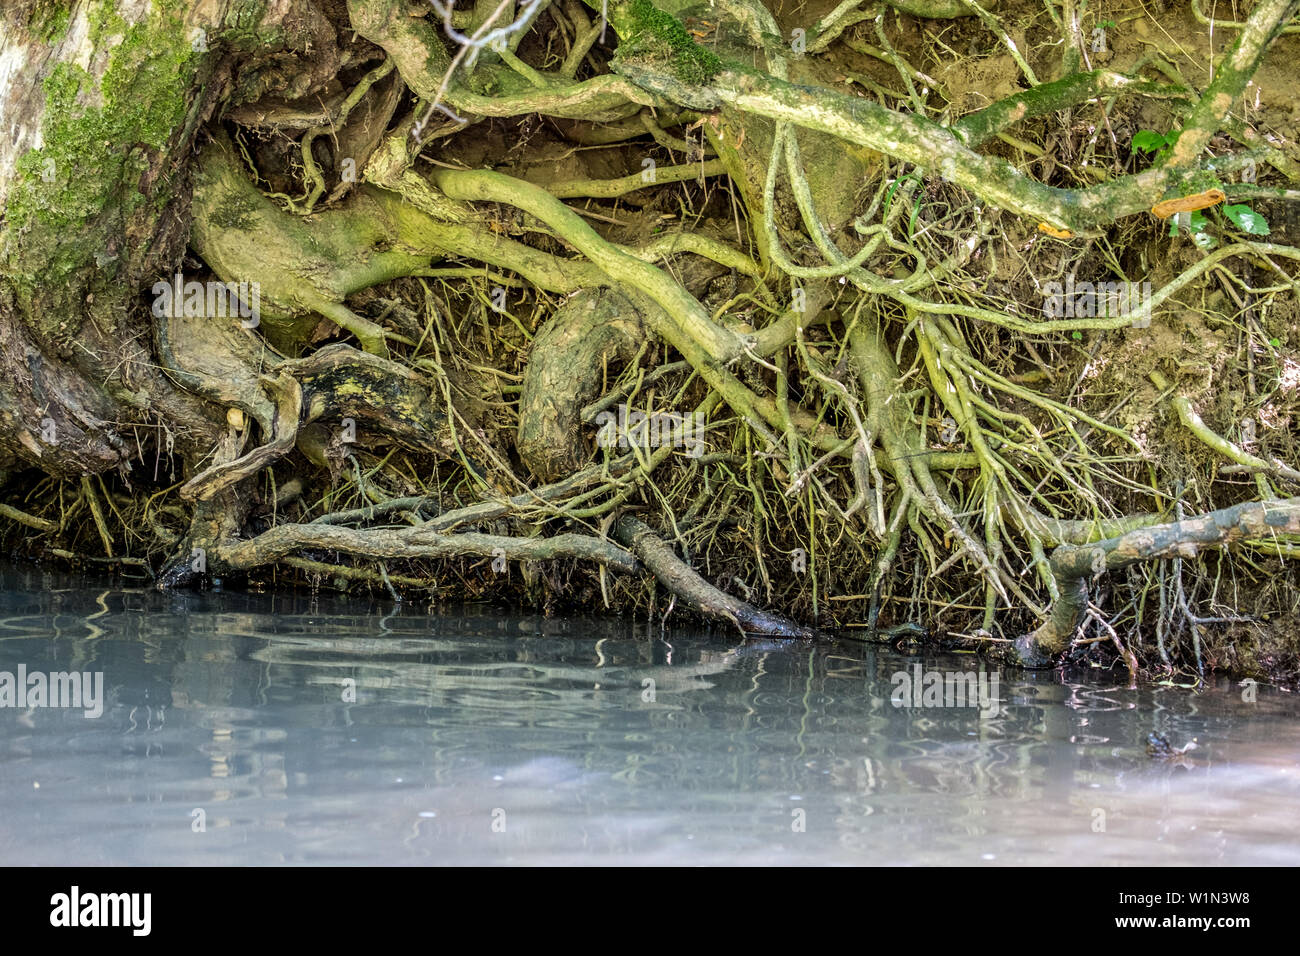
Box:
1223 203 1271 235
1071 330 1083 341
1187 210 1217 247
1270 337 1281 348
1131 129 1167 153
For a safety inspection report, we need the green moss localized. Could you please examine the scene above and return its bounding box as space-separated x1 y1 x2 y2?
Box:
9 30 195 233
222 0 284 51
2 6 200 337
614 0 722 85
86 2 127 48
224 0 269 31
32 2 70 42
208 189 262 232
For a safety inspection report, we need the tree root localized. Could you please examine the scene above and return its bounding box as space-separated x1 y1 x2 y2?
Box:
180 373 302 502
612 515 814 638
1016 497 1300 668
614 0 1300 234
1151 370 1300 488
346 0 655 123
517 288 646 482
286 344 483 467
9 0 1299 684
214 521 639 575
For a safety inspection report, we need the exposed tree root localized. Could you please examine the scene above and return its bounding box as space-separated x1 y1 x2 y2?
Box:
208 520 638 579
517 288 646 482
1019 497 1300 666
613 515 814 637
4 0 1300 684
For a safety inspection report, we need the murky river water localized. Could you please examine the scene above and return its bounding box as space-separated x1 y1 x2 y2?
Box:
0 568 1296 865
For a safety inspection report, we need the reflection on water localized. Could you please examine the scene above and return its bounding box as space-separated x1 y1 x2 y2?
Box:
0 567 1297 865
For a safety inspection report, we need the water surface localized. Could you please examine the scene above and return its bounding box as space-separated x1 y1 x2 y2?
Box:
1 568 1297 865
